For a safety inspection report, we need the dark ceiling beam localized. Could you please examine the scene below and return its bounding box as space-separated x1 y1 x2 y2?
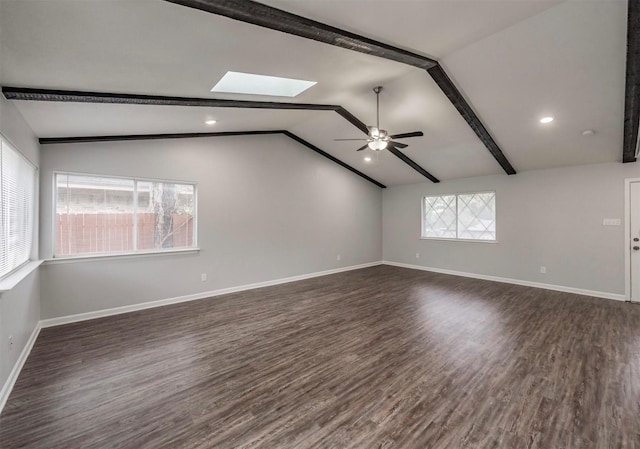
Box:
427 65 516 175
623 0 640 163
4 85 437 182
38 130 285 145
335 107 370 135
1 86 338 110
38 129 387 189
283 132 386 188
164 0 437 70
387 145 439 183
163 0 515 176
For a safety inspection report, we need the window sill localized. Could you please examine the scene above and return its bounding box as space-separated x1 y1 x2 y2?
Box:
420 237 499 244
0 260 44 293
45 248 201 264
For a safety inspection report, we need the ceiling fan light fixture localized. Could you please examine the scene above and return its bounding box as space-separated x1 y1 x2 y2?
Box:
336 85 423 155
368 140 388 151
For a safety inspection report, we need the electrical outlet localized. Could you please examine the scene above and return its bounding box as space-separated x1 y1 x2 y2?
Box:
201 273 207 282
337 254 341 261
416 253 420 259
540 266 546 274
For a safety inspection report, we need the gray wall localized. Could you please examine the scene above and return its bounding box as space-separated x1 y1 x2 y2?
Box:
39 134 383 319
383 162 640 295
0 95 41 390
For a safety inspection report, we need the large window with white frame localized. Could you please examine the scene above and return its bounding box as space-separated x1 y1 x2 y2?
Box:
0 135 36 278
422 191 496 241
54 173 197 257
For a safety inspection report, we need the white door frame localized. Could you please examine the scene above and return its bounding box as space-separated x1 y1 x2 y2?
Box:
624 178 640 301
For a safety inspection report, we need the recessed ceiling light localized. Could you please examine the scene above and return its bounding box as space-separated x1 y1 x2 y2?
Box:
364 156 372 162
582 129 595 136
205 119 217 125
211 71 317 97
540 116 554 124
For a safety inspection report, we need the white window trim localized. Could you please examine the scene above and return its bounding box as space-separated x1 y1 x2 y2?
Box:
419 237 499 244
45 247 200 264
421 190 497 243
0 260 43 293
52 171 198 259
0 134 38 169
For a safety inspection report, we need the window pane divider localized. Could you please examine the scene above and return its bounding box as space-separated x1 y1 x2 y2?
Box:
455 195 459 239
133 179 138 252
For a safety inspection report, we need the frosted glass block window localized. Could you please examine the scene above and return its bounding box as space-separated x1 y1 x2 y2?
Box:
422 192 496 241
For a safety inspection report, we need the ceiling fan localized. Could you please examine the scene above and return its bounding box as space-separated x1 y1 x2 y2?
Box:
335 86 424 152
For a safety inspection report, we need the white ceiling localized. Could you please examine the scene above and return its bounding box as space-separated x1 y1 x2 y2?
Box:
13 102 318 137
0 0 630 186
260 0 563 59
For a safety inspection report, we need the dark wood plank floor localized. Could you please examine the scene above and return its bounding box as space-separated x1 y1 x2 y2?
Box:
1 265 640 448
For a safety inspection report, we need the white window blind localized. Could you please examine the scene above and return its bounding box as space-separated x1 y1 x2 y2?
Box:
0 137 36 278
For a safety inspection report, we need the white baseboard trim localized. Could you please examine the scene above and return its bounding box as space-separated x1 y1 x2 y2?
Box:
40 261 384 328
0 322 41 414
383 261 627 302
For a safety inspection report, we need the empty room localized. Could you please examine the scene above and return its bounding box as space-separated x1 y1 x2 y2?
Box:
0 0 639 447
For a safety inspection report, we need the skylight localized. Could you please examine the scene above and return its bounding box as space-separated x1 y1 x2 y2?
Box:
211 71 317 97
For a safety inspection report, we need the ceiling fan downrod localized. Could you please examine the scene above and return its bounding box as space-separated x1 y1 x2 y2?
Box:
373 86 383 132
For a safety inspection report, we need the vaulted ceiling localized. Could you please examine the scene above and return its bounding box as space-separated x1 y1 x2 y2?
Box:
0 0 633 187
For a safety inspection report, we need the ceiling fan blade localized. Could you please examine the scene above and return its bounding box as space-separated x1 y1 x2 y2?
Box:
390 131 424 139
390 141 408 149
356 144 369 151
334 138 369 141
